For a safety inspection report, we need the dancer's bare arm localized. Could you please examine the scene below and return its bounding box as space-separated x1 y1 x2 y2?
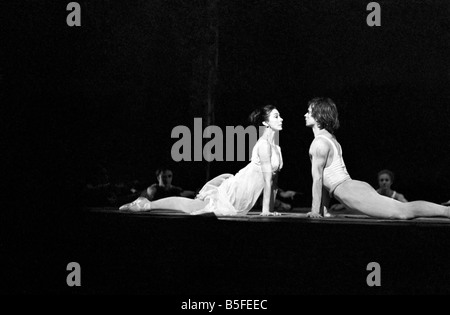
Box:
321 185 330 216
308 139 329 218
258 140 277 215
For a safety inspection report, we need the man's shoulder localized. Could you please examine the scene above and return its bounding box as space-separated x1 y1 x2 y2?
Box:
310 137 331 151
147 183 161 192
309 137 332 160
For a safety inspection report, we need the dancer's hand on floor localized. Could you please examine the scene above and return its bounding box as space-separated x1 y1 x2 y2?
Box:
260 211 281 216
306 211 323 218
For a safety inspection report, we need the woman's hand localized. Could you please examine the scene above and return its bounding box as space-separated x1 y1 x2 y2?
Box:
260 211 281 216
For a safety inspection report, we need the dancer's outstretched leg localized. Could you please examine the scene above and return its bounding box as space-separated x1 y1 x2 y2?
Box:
335 180 450 219
119 197 151 212
120 196 209 214
151 197 209 214
403 201 450 219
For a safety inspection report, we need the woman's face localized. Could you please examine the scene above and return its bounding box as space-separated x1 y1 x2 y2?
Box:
265 109 283 131
378 173 392 190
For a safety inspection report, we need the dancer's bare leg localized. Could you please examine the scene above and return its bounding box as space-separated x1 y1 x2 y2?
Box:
334 180 450 219
119 197 151 212
402 201 450 219
151 197 209 214
119 196 208 214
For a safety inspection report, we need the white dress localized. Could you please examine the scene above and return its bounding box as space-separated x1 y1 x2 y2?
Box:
192 139 283 216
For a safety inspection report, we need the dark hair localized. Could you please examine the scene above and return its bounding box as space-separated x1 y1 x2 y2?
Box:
155 168 172 177
308 97 340 134
249 105 277 127
378 169 395 183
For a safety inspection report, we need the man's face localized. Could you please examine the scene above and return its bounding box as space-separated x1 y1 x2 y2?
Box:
304 105 317 128
158 170 173 186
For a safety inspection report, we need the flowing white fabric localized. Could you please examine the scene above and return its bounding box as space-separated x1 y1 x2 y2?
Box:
192 139 282 216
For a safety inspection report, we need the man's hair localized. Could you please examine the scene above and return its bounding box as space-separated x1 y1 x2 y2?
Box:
308 97 340 134
155 168 172 177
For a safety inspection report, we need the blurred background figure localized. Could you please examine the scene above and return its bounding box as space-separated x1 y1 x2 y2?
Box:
275 188 303 211
376 169 408 202
329 169 408 214
255 187 302 212
83 163 118 207
140 168 196 201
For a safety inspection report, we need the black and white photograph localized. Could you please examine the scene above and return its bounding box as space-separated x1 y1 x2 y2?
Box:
3 0 450 300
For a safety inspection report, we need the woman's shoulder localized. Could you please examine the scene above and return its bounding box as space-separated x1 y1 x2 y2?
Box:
255 139 281 153
256 137 280 146
256 137 270 144
254 138 271 149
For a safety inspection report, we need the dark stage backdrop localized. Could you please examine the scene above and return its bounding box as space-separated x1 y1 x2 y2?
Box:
3 0 449 210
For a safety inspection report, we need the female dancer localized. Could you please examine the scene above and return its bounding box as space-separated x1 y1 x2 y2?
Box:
305 97 450 219
119 105 284 216
376 169 408 202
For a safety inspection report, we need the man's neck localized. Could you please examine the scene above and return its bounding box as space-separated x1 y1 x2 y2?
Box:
312 126 330 138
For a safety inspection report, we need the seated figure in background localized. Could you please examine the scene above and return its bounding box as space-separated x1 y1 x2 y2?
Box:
140 168 196 201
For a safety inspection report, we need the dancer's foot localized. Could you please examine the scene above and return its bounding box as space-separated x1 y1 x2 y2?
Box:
119 197 152 212
191 208 212 215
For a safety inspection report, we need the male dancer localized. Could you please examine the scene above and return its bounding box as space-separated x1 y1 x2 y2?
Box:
305 97 450 219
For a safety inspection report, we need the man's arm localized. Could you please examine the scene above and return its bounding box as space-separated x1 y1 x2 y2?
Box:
140 184 157 201
321 185 330 216
308 139 329 218
180 190 196 198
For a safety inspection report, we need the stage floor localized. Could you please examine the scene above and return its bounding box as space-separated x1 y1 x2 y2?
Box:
88 206 450 227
